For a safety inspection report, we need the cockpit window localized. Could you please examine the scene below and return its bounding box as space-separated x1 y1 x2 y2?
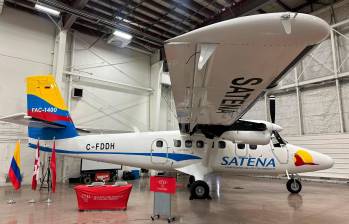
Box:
271 131 286 147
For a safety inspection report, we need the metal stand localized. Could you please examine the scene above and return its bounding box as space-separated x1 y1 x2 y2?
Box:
28 199 36 203
40 157 52 203
151 192 175 223
7 199 16 204
7 189 16 204
40 157 51 192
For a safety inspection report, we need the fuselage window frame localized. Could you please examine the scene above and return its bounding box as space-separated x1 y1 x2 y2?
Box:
174 139 181 147
156 140 163 147
249 144 257 150
237 143 245 149
196 140 204 148
218 141 226 149
185 140 192 148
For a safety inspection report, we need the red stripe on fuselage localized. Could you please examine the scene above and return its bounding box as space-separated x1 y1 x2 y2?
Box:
28 111 72 123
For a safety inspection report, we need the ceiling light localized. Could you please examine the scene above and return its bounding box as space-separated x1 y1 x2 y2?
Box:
113 30 132 40
35 3 60 17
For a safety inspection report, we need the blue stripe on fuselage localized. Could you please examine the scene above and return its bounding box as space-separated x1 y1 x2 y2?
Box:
28 143 201 162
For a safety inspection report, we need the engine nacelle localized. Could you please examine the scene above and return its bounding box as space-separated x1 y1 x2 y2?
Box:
220 130 271 145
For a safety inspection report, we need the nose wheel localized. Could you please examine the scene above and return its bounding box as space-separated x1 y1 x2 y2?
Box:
286 178 302 194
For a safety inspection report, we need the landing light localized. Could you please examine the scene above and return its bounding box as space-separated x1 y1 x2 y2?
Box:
113 30 133 40
35 3 60 17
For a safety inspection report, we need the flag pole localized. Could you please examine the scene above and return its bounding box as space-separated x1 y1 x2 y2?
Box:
47 137 55 204
7 140 20 204
29 139 40 204
7 189 16 204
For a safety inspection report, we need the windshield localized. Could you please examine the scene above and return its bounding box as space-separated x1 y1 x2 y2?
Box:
271 131 287 147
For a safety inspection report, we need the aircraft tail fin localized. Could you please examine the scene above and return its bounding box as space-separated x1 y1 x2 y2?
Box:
26 75 78 140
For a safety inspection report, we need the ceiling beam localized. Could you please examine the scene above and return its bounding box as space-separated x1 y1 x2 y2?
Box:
257 8 267 14
83 3 173 42
136 0 198 28
63 0 90 29
276 0 292 11
29 0 165 45
74 18 162 49
200 0 273 26
72 20 157 53
169 0 214 20
95 0 189 34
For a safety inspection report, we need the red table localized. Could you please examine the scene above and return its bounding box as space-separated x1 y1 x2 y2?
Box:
74 184 132 211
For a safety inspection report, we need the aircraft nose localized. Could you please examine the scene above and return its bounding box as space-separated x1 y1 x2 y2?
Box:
321 153 334 169
293 147 334 171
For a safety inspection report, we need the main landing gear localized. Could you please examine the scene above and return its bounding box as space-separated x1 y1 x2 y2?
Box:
286 172 302 194
188 176 211 200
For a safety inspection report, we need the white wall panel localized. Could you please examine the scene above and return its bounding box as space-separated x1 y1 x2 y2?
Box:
301 85 341 134
70 33 151 132
242 99 266 121
299 40 333 81
341 81 349 131
0 8 56 185
275 93 300 136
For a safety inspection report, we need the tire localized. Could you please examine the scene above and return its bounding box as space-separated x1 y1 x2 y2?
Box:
83 176 92 185
287 179 302 194
190 180 210 199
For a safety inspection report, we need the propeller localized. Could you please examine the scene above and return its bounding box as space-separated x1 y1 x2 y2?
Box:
269 95 276 124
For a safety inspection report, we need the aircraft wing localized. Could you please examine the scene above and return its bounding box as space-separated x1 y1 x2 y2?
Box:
164 13 329 134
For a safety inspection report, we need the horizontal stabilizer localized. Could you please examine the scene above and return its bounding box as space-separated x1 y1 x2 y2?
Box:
0 113 65 129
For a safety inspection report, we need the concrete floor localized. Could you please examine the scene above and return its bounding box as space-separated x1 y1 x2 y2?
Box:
1 175 349 224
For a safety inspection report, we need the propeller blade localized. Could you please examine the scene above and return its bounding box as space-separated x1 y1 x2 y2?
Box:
269 95 276 123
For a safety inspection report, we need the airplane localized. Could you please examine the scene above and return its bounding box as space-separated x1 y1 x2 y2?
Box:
0 12 334 200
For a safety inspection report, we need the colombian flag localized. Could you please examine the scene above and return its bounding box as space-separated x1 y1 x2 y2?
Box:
8 141 21 190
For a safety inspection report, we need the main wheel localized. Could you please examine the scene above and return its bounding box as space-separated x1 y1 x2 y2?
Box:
287 179 302 194
190 180 210 199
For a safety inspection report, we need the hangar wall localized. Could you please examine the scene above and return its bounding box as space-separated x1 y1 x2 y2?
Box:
0 7 153 185
242 2 349 179
0 7 57 185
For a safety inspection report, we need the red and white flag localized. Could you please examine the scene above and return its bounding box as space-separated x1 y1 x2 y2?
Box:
50 140 56 193
31 140 40 190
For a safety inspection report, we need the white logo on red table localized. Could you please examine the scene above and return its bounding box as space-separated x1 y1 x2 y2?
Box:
81 193 91 203
158 180 168 185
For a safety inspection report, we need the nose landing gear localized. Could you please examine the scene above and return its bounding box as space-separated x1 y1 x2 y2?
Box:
287 178 302 193
286 171 302 194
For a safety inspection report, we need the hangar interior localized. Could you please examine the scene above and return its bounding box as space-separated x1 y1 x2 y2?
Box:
0 0 349 223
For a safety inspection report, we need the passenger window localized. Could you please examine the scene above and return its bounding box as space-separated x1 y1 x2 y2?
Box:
237 143 245 149
174 140 181 147
196 140 204 148
185 140 192 148
218 141 226 149
156 140 163 147
249 144 257 150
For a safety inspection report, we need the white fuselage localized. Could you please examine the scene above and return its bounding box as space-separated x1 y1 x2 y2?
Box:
28 130 333 178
